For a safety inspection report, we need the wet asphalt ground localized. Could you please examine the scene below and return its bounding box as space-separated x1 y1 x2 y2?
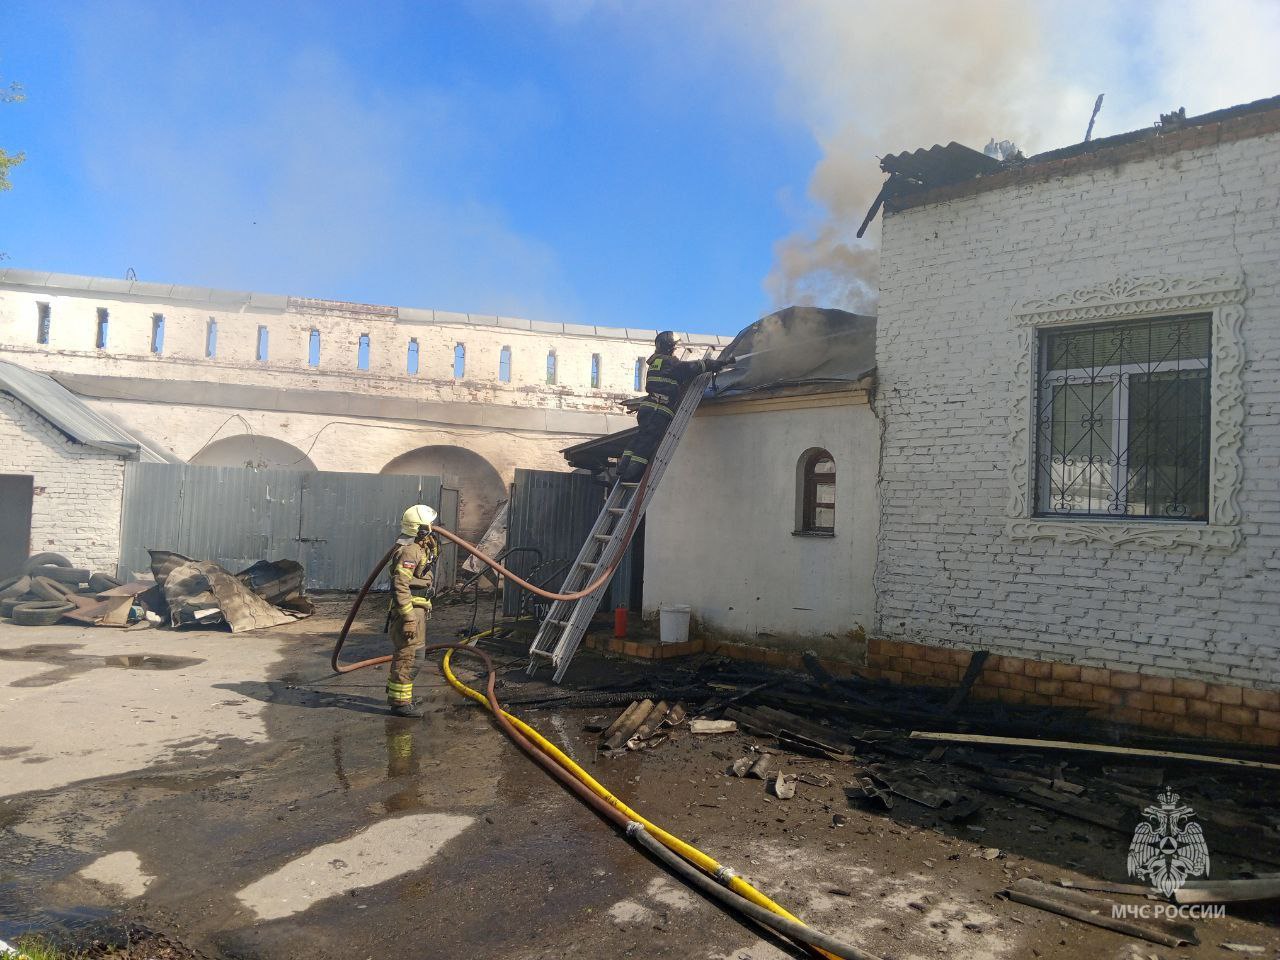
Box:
2 597 1279 960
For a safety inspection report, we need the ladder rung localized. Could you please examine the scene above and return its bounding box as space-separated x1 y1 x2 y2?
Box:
531 369 713 683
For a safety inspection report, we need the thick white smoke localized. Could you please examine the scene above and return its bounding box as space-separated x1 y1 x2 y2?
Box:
747 0 1280 312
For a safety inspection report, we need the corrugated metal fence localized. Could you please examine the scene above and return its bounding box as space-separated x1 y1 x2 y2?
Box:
502 468 637 616
118 462 457 590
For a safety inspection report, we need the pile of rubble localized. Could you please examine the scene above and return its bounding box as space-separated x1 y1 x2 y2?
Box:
0 550 313 632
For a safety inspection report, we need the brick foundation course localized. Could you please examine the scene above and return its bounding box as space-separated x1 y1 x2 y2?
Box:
867 637 1280 748
582 631 1280 748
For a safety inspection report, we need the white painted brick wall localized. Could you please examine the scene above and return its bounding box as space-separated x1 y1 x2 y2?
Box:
0 285 723 407
0 393 126 572
876 130 1280 688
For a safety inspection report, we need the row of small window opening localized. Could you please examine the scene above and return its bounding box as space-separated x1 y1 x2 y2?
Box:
33 303 647 389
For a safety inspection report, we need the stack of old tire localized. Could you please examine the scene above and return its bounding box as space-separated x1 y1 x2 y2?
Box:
0 553 122 626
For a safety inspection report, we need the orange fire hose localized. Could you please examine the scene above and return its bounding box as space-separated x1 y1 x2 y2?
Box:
332 469 652 674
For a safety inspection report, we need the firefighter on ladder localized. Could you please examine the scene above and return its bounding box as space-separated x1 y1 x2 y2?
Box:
616 331 733 483
386 504 439 718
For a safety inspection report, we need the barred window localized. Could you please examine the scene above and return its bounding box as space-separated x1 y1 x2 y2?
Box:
590 353 601 389
546 350 557 385
1034 314 1211 521
499 345 512 382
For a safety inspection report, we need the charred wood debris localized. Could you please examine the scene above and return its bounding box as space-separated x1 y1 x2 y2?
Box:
491 644 1280 943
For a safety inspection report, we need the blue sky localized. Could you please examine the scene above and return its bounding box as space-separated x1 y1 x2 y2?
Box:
2 1 1278 336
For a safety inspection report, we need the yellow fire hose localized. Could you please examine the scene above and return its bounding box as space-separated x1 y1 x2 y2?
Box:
332 532 875 956
439 646 873 960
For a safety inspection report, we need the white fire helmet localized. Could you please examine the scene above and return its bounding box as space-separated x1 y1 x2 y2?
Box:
400 504 438 537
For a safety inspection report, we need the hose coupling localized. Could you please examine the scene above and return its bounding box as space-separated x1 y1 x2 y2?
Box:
715 866 736 884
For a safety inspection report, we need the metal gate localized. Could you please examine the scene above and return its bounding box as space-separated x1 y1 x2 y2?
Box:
118 462 458 590
502 468 637 617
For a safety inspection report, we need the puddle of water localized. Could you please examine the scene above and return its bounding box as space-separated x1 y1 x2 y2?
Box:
100 654 202 671
2 648 204 688
0 829 111 936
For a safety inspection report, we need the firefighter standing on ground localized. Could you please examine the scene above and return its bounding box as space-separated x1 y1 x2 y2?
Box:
386 504 439 718
616 331 733 482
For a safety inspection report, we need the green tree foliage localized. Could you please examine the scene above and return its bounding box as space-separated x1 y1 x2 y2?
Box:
1 79 25 191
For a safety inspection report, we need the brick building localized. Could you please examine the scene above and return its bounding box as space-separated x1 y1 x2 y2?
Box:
866 95 1280 744
0 360 168 576
0 271 728 537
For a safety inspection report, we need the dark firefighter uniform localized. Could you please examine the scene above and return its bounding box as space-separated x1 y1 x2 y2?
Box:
617 351 727 482
386 534 438 707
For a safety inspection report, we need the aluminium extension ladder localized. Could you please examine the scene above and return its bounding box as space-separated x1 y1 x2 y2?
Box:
527 370 714 683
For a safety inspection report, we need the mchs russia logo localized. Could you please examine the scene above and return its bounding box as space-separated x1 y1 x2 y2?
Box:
1127 788 1210 897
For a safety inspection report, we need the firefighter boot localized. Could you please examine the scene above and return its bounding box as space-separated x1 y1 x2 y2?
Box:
389 699 425 719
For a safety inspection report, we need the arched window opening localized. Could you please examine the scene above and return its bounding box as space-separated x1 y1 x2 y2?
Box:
256 325 269 362
308 329 321 367
453 343 466 378
546 351 557 385
499 345 512 382
357 333 370 371
36 303 51 345
590 353 601 389
407 338 419 375
798 449 836 535
634 357 645 391
205 318 218 358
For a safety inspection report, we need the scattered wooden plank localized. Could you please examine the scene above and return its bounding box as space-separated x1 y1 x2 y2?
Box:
909 731 1280 772
1005 878 1196 947
96 580 153 598
625 700 669 749
1174 877 1280 905
600 699 648 745
1056 878 1152 897
942 650 989 715
604 700 655 750
689 719 737 735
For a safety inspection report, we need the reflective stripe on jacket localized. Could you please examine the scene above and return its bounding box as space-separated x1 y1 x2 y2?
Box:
644 354 708 412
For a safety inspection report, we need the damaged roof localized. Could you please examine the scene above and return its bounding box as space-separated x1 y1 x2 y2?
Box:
710 306 875 399
562 306 875 471
0 359 172 461
860 92 1280 229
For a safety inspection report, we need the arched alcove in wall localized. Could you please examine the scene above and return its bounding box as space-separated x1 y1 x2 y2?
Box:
381 444 505 540
190 434 318 471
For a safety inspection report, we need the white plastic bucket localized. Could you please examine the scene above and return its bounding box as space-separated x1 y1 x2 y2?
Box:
658 604 691 645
